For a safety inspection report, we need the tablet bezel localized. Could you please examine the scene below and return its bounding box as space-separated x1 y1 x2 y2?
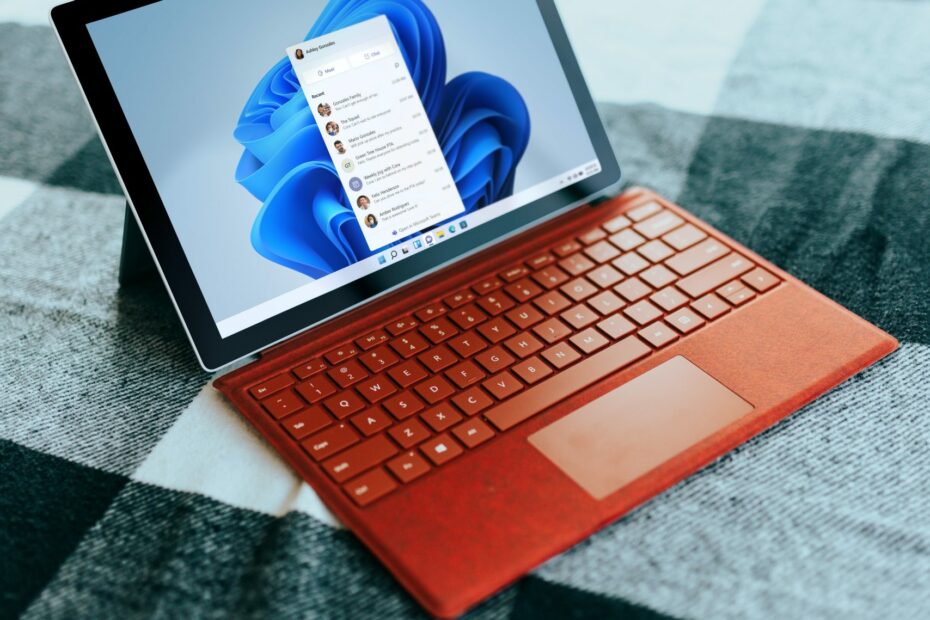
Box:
51 0 621 371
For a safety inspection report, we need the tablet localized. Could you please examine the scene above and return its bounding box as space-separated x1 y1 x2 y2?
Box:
51 0 620 370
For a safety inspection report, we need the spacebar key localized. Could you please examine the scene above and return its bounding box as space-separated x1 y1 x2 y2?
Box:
485 336 651 431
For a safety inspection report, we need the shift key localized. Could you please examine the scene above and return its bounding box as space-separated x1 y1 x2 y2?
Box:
322 434 398 483
677 253 754 298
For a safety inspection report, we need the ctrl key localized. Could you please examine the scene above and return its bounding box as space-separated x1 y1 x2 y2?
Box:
344 467 397 507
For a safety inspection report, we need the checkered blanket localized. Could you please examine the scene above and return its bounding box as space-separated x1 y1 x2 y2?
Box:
2 1 929 618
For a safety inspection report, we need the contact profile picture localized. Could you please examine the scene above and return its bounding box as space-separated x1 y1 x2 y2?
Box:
325 121 340 137
333 140 346 154
294 49 304 60
365 214 378 229
317 102 332 117
356 195 370 210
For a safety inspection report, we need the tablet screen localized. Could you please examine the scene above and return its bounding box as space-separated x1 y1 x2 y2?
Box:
87 0 600 338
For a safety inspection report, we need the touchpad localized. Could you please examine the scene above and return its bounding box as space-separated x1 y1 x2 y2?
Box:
528 356 753 500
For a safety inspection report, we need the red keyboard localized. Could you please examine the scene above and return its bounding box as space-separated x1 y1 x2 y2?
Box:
247 200 781 507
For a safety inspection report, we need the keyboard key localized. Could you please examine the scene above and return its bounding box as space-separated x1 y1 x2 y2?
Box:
724 287 756 306
559 253 596 277
587 290 625 315
663 223 706 250
561 304 599 330
328 359 368 388
624 300 663 326
578 228 608 245
389 332 430 358
281 407 331 440
482 370 524 400
356 329 389 351
382 390 425 419
614 277 652 302
553 238 583 257
542 341 582 369
651 286 689 312
415 376 456 404
717 280 745 298
677 253 753 298
587 264 623 288
296 375 337 403
414 302 448 322
250 374 294 400
526 253 556 270
418 344 458 373
420 317 458 344
612 252 650 276
500 264 530 282
484 336 651 431
357 345 401 373
504 332 545 358
602 214 632 233
262 390 304 419
666 308 705 334
324 345 358 365
532 266 571 290
637 239 674 263
534 290 572 315
506 304 544 330
475 346 516 374
389 419 432 448
447 332 489 358
571 328 609 354
692 293 731 320
323 434 398 483
666 238 728 276
478 293 515 316
387 451 431 483
513 356 554 384
444 290 475 308
421 433 464 466
453 418 495 449
292 358 328 380
386 317 419 336
448 304 488 329
639 320 678 348
452 387 494 416
634 210 684 239
355 375 397 403
344 467 397 507
533 317 572 344
505 278 543 302
596 314 636 340
445 360 486 389
609 228 645 251
742 267 779 292
350 407 394 436
303 423 359 461
421 403 463 432
473 277 504 295
640 264 677 289
388 359 428 387
561 277 599 302
324 390 366 419
584 240 621 264
627 201 662 221
478 317 517 343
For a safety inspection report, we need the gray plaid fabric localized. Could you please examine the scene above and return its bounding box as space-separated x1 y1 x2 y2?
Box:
2 1 929 618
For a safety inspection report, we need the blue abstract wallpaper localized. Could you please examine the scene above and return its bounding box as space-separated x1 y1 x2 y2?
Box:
233 0 531 279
